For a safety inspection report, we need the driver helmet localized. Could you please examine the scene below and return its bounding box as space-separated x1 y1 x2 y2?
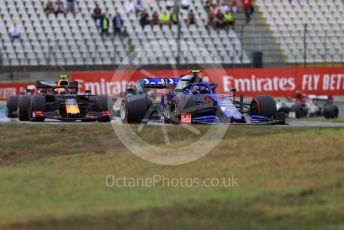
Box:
188 70 203 84
59 74 70 81
193 85 200 92
57 74 70 87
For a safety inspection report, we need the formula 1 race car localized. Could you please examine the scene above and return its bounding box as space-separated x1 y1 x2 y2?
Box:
7 75 111 122
276 92 339 119
120 71 285 125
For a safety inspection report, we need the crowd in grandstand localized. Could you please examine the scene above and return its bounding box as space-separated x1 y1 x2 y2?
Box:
36 0 255 36
44 0 76 16
5 0 255 43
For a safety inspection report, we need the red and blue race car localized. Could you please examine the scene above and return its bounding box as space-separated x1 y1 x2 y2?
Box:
120 71 285 125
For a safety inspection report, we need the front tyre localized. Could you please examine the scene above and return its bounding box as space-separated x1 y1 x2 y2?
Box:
250 95 278 118
97 95 111 122
290 104 307 118
6 96 18 118
29 95 46 122
18 95 31 121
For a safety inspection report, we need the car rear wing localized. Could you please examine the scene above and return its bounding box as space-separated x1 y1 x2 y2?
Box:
36 81 57 89
36 81 78 89
139 78 180 89
308 95 329 100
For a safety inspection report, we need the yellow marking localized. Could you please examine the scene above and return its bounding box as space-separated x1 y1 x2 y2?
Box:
189 70 202 74
66 105 80 114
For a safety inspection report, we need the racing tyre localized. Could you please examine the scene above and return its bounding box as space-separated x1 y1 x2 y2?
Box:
323 104 339 119
120 95 149 123
290 104 306 118
6 96 18 118
18 95 31 121
250 95 278 118
30 95 46 122
166 95 196 124
97 95 111 122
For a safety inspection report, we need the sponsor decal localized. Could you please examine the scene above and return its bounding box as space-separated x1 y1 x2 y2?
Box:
181 113 192 125
0 83 29 100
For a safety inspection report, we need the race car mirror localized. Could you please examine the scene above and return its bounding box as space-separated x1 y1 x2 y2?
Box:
85 90 92 94
210 83 218 89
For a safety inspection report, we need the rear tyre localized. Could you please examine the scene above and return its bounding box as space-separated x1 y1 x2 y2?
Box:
166 95 196 124
323 104 339 119
30 95 46 122
290 104 306 118
250 95 277 118
97 95 111 122
6 96 18 118
18 95 31 121
120 95 149 123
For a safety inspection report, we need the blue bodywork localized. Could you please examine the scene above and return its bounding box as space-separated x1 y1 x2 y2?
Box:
139 77 282 125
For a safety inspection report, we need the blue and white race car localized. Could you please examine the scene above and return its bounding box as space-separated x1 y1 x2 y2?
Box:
120 71 285 125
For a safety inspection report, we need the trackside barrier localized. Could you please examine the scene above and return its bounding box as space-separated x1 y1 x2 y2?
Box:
70 68 344 97
0 68 343 100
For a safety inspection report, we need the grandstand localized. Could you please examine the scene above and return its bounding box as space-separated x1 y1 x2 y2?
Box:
0 0 343 69
257 0 344 64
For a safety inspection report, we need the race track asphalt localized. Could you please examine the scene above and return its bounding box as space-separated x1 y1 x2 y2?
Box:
1 101 344 127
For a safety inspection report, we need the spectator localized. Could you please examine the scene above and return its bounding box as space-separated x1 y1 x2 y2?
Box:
214 10 225 29
92 2 102 21
204 0 211 13
10 20 21 42
54 0 65 16
220 2 229 14
181 0 190 10
224 10 235 30
159 11 170 28
100 14 110 36
135 0 144 15
122 26 129 38
242 0 253 24
139 9 150 29
170 9 178 26
187 9 197 27
125 0 135 13
127 39 135 65
0 47 2 66
230 0 238 14
166 1 175 10
151 11 159 27
44 0 55 15
66 0 75 15
112 11 123 36
206 3 218 29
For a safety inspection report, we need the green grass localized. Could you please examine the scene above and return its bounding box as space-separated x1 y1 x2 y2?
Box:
0 124 344 229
